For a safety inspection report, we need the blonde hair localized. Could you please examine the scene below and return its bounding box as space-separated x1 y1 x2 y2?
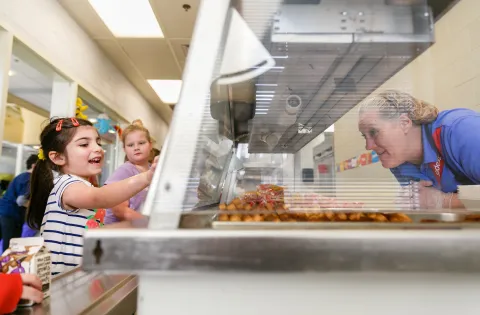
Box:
358 90 439 125
122 119 152 145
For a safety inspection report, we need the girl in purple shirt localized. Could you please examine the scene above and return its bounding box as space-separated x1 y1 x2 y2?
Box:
104 120 155 224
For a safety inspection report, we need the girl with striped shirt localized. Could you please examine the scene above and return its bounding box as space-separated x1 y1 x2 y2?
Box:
26 118 158 275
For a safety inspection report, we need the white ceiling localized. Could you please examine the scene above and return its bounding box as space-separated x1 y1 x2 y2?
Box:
8 54 116 124
57 0 200 122
8 54 53 113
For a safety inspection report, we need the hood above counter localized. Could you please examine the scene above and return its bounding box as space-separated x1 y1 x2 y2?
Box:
218 0 434 153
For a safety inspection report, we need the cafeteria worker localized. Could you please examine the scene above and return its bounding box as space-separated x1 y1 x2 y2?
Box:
358 90 480 210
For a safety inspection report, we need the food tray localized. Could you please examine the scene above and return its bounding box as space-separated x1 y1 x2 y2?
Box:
212 213 480 230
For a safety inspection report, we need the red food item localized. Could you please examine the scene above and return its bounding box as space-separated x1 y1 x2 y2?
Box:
257 184 284 205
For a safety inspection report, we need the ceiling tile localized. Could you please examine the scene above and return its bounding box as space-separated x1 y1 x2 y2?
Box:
12 92 51 112
179 62 186 72
117 38 181 79
96 39 173 121
150 0 199 39
10 55 53 88
169 39 190 64
9 73 51 92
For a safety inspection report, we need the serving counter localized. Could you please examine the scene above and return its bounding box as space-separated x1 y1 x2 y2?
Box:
81 216 480 315
81 0 480 314
12 268 137 315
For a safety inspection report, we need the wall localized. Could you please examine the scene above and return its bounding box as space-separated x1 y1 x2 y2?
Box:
294 133 325 186
3 105 47 145
4 105 23 143
0 0 169 144
334 0 480 186
21 107 45 145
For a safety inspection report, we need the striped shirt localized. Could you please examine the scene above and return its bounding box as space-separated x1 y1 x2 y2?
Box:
41 174 95 275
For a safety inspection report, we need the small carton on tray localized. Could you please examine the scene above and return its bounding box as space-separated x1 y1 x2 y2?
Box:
0 237 51 307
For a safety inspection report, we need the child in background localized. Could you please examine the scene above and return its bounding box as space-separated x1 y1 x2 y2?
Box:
26 118 158 275
0 155 38 252
104 120 154 224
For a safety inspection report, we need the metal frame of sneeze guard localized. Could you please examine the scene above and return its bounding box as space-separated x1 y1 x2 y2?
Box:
142 0 276 230
141 0 234 230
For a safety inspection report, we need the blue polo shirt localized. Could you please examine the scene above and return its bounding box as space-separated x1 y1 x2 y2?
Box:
0 172 31 221
390 108 480 193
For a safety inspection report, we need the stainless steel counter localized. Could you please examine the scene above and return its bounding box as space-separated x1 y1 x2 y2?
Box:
13 267 137 315
82 216 480 273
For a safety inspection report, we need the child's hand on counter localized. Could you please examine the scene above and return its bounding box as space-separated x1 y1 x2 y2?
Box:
20 274 44 303
147 156 159 183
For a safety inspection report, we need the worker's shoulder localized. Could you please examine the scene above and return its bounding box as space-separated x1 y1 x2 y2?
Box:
435 108 480 128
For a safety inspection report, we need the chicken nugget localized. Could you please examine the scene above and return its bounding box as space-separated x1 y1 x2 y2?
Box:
230 215 242 222
218 214 229 221
253 214 264 222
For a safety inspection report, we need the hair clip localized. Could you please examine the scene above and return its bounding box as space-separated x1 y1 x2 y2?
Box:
37 148 46 161
56 119 63 132
71 118 80 126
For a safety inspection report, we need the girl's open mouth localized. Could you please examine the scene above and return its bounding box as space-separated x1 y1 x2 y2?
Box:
89 157 101 164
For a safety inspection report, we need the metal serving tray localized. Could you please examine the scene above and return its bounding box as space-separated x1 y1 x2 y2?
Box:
212 213 480 230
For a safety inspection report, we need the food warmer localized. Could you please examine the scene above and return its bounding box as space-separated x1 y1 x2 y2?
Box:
77 0 480 314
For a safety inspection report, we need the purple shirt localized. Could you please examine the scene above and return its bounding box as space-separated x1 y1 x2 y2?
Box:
104 162 149 224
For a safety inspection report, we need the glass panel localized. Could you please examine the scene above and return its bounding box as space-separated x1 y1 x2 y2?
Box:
149 0 480 230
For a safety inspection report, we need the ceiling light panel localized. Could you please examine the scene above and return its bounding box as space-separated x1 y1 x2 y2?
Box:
148 80 182 104
88 0 164 38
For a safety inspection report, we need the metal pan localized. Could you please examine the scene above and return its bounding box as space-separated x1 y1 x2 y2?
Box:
211 213 480 230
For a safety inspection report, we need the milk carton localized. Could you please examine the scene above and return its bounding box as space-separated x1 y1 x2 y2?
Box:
0 237 51 306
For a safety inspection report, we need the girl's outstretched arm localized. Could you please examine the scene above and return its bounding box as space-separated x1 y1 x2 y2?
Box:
63 158 158 210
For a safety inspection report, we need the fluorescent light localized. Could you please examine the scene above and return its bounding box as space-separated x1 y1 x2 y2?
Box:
8 70 15 76
89 118 98 123
88 0 164 38
148 80 182 104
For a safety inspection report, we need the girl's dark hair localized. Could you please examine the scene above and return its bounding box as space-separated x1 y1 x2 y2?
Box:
27 117 93 229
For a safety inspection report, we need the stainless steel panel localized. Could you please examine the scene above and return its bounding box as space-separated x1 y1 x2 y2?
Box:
274 2 415 36
13 267 137 315
82 225 480 273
